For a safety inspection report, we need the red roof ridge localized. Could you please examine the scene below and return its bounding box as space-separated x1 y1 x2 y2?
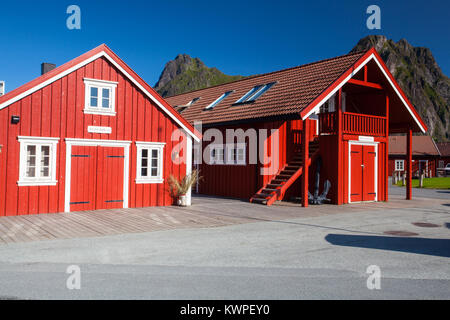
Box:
165 49 370 98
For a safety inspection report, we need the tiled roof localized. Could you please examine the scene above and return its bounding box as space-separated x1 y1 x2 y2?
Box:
165 51 367 125
436 142 450 157
389 136 440 156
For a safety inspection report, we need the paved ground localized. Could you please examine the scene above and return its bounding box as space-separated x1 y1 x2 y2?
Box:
388 180 450 200
0 191 448 299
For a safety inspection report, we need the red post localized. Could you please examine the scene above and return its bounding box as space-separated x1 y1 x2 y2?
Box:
406 128 413 200
336 88 343 204
385 94 389 201
302 119 310 207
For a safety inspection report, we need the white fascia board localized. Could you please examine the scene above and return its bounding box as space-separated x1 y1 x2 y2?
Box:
0 51 200 142
302 53 426 134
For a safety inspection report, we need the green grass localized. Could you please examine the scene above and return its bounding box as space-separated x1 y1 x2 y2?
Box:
396 177 450 189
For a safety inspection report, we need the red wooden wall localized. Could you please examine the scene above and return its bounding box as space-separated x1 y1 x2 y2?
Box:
0 56 187 216
388 156 438 177
197 119 302 199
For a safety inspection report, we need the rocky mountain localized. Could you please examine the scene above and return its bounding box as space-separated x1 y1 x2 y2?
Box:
156 36 449 141
154 54 244 98
351 35 449 141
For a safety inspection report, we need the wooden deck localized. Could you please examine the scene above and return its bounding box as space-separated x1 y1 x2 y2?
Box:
0 194 441 245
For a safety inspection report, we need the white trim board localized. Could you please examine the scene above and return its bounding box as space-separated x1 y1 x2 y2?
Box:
302 53 426 133
64 138 131 212
0 50 200 142
348 140 378 204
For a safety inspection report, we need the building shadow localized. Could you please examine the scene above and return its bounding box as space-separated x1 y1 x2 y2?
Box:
325 234 450 258
436 191 450 194
445 223 450 229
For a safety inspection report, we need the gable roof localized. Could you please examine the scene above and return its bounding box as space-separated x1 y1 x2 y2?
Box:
389 136 440 156
436 142 450 157
0 44 201 142
165 48 427 133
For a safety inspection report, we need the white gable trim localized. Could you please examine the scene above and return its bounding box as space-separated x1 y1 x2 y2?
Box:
0 51 200 142
302 53 426 133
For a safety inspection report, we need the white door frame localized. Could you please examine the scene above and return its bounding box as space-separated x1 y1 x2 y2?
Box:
64 138 131 212
348 140 378 203
419 159 428 177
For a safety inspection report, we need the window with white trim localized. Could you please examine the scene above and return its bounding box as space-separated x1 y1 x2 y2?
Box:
135 142 165 183
395 160 404 171
84 78 118 115
226 143 246 165
210 145 224 164
18 137 59 186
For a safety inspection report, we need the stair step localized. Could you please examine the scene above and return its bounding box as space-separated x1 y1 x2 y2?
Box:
253 193 271 199
278 174 293 179
273 179 288 183
267 183 283 188
262 188 279 193
285 165 301 171
252 198 268 205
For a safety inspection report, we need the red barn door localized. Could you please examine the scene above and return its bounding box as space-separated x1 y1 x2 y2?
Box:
350 144 377 203
70 146 124 212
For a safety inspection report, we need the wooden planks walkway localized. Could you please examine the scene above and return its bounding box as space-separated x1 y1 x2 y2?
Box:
0 194 443 245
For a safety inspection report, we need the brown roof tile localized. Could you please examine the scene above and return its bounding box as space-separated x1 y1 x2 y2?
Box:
165 51 367 125
436 142 450 157
389 136 440 156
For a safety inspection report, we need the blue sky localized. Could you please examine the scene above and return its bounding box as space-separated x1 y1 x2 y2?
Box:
1 0 449 92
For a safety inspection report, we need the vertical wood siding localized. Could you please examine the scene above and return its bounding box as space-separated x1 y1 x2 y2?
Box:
0 57 186 216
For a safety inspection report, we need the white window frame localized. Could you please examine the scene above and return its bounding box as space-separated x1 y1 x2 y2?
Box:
83 78 118 116
135 142 165 184
225 143 246 165
204 91 233 110
17 136 59 186
395 160 405 171
210 145 225 165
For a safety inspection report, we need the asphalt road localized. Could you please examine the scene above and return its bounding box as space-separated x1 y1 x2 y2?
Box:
388 178 450 199
0 198 448 299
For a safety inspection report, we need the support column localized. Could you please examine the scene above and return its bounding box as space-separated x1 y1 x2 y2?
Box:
301 119 310 207
336 88 343 204
406 128 412 200
385 94 389 201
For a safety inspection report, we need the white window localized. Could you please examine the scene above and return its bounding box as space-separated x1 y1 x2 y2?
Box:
226 143 246 165
135 142 165 184
438 160 444 168
205 91 233 110
84 78 118 116
395 160 405 171
18 136 59 186
235 82 276 104
210 146 224 164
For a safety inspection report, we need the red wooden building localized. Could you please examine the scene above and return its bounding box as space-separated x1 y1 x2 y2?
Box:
388 135 440 178
166 48 427 206
436 142 450 170
0 44 200 216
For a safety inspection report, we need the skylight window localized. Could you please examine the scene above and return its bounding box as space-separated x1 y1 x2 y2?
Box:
235 82 276 104
204 91 233 110
187 97 200 106
235 85 263 103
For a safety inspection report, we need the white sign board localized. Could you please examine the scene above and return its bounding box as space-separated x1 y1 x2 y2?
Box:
87 126 112 134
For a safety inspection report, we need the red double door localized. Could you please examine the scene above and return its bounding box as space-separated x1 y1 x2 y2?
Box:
70 146 125 212
350 144 376 202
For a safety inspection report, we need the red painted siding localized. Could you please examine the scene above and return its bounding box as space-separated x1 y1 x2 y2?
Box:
0 56 187 216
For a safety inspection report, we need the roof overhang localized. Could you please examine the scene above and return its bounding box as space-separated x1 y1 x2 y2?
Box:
0 44 202 142
300 48 427 134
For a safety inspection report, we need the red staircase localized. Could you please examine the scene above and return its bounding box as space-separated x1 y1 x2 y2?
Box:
250 140 319 206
